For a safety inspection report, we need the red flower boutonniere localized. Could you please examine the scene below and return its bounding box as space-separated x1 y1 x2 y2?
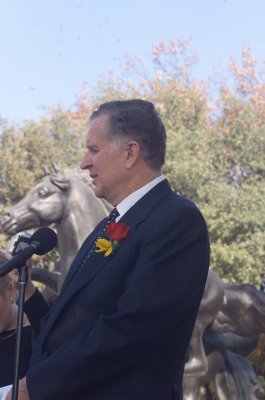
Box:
95 222 130 257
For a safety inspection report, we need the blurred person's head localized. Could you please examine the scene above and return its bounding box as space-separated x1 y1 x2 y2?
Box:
0 252 17 333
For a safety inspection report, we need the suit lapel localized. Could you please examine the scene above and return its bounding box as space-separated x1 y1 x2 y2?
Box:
60 218 108 291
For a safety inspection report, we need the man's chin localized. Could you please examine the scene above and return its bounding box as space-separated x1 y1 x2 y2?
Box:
94 187 104 199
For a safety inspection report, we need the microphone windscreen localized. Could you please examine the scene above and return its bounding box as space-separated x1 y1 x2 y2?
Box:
30 227 57 255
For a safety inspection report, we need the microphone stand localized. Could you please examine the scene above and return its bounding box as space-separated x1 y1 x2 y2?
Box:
12 265 28 400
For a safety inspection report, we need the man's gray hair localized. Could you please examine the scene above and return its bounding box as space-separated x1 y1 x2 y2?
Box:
90 99 167 171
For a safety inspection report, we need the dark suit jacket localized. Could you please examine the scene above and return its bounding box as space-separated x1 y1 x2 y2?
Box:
26 180 210 400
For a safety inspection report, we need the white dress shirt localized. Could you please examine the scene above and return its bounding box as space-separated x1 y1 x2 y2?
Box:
115 175 165 221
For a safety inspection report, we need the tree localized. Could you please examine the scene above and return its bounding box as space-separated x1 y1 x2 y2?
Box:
0 40 264 286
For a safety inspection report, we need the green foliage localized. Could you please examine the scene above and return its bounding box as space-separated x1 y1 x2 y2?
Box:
0 106 85 252
0 107 84 207
0 121 54 204
0 40 264 287
42 105 84 166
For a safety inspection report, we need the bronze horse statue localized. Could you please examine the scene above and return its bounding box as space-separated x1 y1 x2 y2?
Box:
184 272 265 399
1 163 111 290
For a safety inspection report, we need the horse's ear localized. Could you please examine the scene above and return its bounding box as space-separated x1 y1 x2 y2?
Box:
50 162 69 191
52 161 61 174
50 175 69 191
43 166 50 176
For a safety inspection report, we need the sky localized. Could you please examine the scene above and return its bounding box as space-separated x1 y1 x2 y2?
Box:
0 0 264 123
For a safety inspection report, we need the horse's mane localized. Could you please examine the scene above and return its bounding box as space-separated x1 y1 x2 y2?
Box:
42 164 95 193
52 165 111 210
52 165 93 186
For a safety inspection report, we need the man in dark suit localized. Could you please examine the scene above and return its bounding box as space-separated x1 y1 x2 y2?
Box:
10 99 210 399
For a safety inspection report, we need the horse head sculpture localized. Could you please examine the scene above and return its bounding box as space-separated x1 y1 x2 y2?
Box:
1 162 111 289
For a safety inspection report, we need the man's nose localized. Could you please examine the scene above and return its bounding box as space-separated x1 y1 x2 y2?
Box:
80 151 91 170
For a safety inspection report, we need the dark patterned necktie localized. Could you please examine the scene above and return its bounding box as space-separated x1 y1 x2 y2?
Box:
108 207 119 223
97 207 120 240
78 207 119 269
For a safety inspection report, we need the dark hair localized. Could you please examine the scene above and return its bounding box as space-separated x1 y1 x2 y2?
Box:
90 99 167 170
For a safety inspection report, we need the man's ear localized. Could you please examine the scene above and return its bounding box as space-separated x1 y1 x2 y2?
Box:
125 141 140 168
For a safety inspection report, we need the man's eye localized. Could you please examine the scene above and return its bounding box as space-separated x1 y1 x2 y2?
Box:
89 147 98 154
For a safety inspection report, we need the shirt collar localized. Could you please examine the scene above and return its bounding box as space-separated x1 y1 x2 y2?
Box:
116 175 165 221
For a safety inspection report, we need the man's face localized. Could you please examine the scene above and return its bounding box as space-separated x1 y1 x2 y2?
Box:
80 114 128 205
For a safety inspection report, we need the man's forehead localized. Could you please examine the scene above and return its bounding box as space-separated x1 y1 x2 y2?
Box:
86 119 109 146
89 113 108 129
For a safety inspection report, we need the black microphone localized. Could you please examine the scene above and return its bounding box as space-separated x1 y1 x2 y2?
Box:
0 227 57 277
